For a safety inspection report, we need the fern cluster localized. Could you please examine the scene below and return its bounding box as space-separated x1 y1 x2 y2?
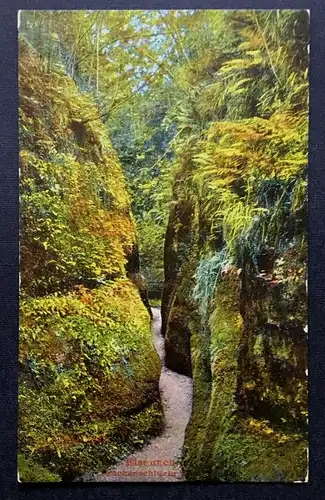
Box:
165 10 308 315
193 249 230 314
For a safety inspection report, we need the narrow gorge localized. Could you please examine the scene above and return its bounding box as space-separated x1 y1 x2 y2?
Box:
19 9 308 483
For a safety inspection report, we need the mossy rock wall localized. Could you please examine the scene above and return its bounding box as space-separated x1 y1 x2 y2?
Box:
19 41 163 482
19 40 136 296
161 158 198 374
19 280 163 481
162 202 195 375
182 268 307 482
162 160 307 482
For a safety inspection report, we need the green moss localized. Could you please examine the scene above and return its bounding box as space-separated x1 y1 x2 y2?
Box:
183 274 242 480
182 272 307 482
18 454 62 483
19 279 163 481
163 241 199 376
19 41 164 482
182 315 211 480
240 430 307 482
207 429 307 482
19 40 136 296
159 11 307 482
49 402 163 480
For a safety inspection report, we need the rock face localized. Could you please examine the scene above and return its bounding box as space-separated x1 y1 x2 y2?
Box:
18 40 162 482
162 154 308 481
126 244 153 319
161 163 196 377
19 40 137 295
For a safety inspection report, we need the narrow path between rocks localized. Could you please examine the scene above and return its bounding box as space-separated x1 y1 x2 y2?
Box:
94 307 193 482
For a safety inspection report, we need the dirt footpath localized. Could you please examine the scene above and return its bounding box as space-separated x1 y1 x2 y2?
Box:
94 307 193 482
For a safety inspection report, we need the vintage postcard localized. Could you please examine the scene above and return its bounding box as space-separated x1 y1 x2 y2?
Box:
18 9 308 482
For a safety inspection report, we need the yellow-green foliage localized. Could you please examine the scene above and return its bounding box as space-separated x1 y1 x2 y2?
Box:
192 110 308 251
19 10 309 483
19 279 162 479
166 31 308 481
19 40 163 481
195 112 307 185
19 39 136 295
